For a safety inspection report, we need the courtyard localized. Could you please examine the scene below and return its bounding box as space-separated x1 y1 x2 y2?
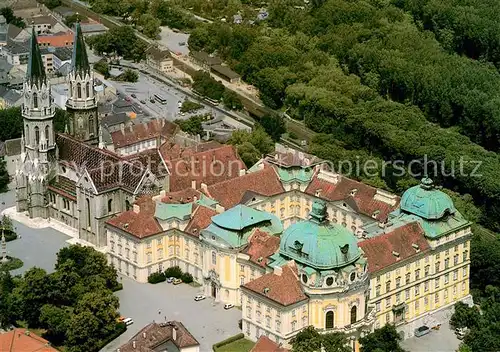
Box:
401 322 460 352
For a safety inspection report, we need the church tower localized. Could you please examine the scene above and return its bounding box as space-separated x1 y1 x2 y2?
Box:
15 26 55 218
65 21 98 145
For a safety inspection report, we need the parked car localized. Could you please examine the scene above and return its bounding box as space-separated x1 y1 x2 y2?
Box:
173 278 182 285
150 99 155 103
179 41 186 46
167 277 174 283
224 304 234 310
123 317 134 326
194 295 206 301
117 316 126 322
140 100 146 104
131 93 137 98
414 326 430 337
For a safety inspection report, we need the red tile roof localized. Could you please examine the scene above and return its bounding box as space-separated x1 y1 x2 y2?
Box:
243 262 308 306
119 321 199 352
38 32 73 47
161 188 202 204
305 173 400 221
243 230 281 267
159 140 221 161
204 166 284 209
111 119 178 148
166 145 246 192
125 148 167 177
0 328 58 351
106 197 162 239
359 222 430 273
184 204 217 237
251 336 289 352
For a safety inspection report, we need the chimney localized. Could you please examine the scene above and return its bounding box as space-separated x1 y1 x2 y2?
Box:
120 123 125 135
274 266 283 276
142 332 146 339
239 169 245 176
200 183 208 192
132 341 136 349
191 180 196 189
172 326 177 341
133 204 140 214
129 124 134 133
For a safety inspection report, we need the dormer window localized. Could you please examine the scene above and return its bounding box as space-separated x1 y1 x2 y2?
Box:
372 210 380 219
301 274 308 284
350 189 357 196
315 189 321 197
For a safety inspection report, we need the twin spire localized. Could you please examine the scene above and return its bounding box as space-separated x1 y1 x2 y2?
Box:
26 15 90 86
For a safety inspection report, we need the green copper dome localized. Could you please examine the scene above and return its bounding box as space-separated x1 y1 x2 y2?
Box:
279 200 361 270
400 178 456 220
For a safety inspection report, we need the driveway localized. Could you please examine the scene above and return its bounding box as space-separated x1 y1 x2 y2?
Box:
401 323 460 352
102 277 242 351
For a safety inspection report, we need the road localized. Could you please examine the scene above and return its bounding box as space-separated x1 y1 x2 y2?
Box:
112 72 223 122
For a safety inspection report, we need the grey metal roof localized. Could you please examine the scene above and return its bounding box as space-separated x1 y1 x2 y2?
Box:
101 112 130 127
5 138 21 156
80 23 107 33
6 40 29 54
3 90 22 105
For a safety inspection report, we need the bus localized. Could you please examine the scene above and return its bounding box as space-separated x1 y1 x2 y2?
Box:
154 94 168 104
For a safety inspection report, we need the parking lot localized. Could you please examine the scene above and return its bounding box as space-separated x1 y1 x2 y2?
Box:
103 276 242 351
401 322 461 352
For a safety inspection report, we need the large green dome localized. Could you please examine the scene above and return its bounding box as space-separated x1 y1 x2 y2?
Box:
279 201 361 270
400 178 456 220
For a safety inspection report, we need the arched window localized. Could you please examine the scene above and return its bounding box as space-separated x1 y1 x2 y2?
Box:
125 200 131 211
45 125 49 144
325 311 334 330
25 125 29 143
33 92 38 108
86 198 91 227
86 82 90 97
77 83 82 99
108 199 113 213
350 306 357 324
89 114 94 134
212 251 216 265
34 126 40 145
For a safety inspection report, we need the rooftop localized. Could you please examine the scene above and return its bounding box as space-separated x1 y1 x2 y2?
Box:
37 31 73 48
190 51 222 66
0 328 58 352
243 229 281 267
118 321 199 352
211 64 240 79
251 336 289 352
243 263 307 306
111 119 178 148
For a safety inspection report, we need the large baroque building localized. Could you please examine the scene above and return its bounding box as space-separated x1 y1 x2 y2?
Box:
104 147 472 350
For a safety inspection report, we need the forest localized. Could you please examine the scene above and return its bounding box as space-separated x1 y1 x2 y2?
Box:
186 0 500 237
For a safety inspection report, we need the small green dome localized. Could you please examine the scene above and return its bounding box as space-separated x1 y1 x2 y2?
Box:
400 178 456 220
279 201 361 270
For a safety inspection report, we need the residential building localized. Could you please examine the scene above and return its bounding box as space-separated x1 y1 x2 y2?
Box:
118 321 200 352
0 328 58 351
211 64 241 84
190 51 222 71
146 46 174 74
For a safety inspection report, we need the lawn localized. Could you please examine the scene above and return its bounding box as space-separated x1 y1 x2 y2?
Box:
216 337 255 352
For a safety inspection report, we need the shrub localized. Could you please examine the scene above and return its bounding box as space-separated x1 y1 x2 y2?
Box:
0 256 23 271
213 333 245 350
181 272 193 284
148 272 166 284
165 266 183 279
3 230 17 242
112 283 123 292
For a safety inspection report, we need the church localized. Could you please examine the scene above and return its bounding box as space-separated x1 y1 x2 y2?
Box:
14 23 161 248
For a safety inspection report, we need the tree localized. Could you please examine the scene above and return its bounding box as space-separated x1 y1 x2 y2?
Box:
138 14 161 39
0 7 25 28
15 267 52 327
259 113 286 142
64 13 88 28
118 69 139 83
222 89 243 111
0 159 10 193
228 128 274 167
41 0 62 9
165 266 183 278
0 107 23 141
174 114 205 135
192 71 225 101
359 325 406 352
39 304 72 345
291 326 351 352
450 302 482 330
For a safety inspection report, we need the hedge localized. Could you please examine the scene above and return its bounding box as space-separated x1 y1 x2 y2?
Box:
181 272 193 284
148 272 166 284
213 333 245 351
96 322 127 350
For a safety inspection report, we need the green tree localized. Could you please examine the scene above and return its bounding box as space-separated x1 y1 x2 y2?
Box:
291 326 351 352
0 7 25 28
450 302 481 330
192 71 225 101
0 159 10 193
118 69 139 83
228 128 274 167
138 13 161 39
0 107 23 141
39 304 72 345
64 13 88 28
174 115 205 136
359 325 406 352
15 267 52 327
259 113 285 142
41 0 62 9
222 89 243 111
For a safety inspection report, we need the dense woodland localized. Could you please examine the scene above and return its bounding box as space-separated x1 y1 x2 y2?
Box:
185 0 500 238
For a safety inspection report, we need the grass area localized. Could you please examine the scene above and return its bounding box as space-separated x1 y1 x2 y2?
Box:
0 256 23 271
215 338 254 352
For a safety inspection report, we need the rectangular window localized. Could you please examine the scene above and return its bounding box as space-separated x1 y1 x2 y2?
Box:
240 277 244 285
453 270 458 281
436 253 440 260
445 258 450 269
396 277 401 288
385 297 391 308
463 251 468 262
454 255 459 265
462 282 466 291
240 264 245 272
415 300 419 310
444 290 448 299
445 274 449 284
147 241 152 249
454 285 457 295
292 309 296 317
415 269 420 281
424 281 429 292
435 262 440 273
386 281 391 293
376 285 380 297
385 313 390 323
445 249 449 256
435 293 439 303
435 278 440 288
415 284 420 296
396 292 400 303
463 267 467 277
147 253 152 263
405 289 410 300
276 321 281 333
376 302 381 312
405 273 411 285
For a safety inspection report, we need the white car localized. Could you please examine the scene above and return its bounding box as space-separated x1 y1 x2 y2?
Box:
224 304 234 310
194 295 206 301
123 317 134 326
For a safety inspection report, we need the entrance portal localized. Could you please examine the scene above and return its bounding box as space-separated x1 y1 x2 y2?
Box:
211 282 217 298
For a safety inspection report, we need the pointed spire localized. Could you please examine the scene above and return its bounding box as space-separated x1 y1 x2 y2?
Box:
72 17 90 76
27 25 46 87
